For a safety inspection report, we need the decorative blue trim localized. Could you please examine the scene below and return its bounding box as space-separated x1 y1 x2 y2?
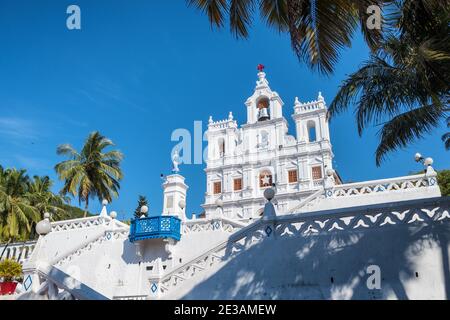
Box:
151 283 158 293
129 216 181 243
265 226 273 237
429 178 437 186
23 275 32 291
106 232 112 240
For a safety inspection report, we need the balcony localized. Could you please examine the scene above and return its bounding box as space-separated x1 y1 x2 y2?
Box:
129 216 181 243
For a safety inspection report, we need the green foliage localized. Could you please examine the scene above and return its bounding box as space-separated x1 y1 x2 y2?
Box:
187 0 387 75
328 0 450 165
134 195 148 219
0 166 69 242
0 259 22 282
55 131 124 217
437 170 450 197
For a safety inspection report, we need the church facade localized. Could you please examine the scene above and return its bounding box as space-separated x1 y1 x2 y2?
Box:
203 66 339 221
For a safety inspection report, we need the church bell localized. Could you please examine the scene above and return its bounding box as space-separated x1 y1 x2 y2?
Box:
258 107 270 121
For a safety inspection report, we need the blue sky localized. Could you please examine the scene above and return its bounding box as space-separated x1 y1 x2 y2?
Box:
0 1 447 220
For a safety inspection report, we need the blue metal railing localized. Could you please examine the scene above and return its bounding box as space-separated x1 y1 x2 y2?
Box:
129 216 181 243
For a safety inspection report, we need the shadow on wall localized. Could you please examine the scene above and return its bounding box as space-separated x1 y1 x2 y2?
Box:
181 217 450 300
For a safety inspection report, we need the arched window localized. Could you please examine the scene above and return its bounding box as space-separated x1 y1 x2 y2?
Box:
307 120 317 142
218 138 225 158
257 97 270 121
259 170 273 188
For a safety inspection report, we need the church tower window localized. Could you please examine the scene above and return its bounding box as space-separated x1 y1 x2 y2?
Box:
234 178 243 191
218 138 225 158
257 97 270 122
307 120 317 142
312 166 323 180
259 171 273 188
213 181 222 194
288 170 298 183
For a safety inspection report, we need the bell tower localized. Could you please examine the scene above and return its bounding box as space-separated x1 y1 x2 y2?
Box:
245 65 284 124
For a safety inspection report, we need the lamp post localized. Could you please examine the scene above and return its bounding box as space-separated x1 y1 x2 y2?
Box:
140 205 149 219
415 153 437 186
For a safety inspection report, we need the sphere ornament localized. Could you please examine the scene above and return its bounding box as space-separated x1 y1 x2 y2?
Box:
140 205 149 214
36 213 52 236
102 199 109 206
424 157 434 167
415 153 422 162
110 211 117 219
179 199 186 210
264 188 276 201
215 199 223 208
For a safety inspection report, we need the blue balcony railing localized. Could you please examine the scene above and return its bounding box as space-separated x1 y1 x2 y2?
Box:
129 216 181 243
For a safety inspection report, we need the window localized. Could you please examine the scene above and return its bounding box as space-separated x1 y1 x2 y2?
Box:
218 138 225 158
312 166 323 180
259 171 273 188
307 120 317 142
288 170 298 183
166 196 173 209
234 178 243 191
213 181 222 194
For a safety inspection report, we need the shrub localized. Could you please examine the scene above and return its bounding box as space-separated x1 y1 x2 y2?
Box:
0 259 23 282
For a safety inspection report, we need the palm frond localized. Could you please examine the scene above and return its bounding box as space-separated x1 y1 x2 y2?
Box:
375 104 444 165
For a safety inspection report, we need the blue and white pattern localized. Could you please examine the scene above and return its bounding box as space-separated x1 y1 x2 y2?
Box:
265 226 273 237
151 283 158 293
23 275 32 291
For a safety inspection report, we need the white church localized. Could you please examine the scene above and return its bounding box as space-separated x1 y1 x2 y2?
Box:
1 67 448 300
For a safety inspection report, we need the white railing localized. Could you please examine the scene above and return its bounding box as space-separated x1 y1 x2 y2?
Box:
51 216 128 233
183 217 247 235
327 174 433 198
0 241 37 263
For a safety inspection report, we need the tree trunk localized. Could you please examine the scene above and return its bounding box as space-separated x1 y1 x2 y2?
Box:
83 200 88 218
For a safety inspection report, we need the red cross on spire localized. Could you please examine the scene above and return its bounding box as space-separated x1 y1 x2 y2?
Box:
257 64 265 72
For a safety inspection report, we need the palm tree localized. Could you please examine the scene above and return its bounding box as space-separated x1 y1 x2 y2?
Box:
0 168 40 241
187 0 388 74
26 176 69 221
55 132 124 217
328 0 450 165
443 118 450 150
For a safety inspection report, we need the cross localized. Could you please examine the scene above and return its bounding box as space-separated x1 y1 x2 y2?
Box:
257 64 265 72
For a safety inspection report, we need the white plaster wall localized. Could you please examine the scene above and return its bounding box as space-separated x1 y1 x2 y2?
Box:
166 213 450 300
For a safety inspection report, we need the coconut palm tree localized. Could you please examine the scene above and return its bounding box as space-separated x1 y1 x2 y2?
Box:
328 0 450 165
54 132 124 217
26 176 69 221
0 168 40 241
187 0 388 74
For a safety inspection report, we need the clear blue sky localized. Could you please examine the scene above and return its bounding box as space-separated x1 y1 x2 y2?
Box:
0 1 447 220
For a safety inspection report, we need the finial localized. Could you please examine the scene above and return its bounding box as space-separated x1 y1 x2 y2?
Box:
318 91 324 101
100 199 108 217
209 116 213 124
110 211 117 220
257 64 265 73
36 213 52 236
295 97 301 106
172 150 180 173
228 112 233 121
